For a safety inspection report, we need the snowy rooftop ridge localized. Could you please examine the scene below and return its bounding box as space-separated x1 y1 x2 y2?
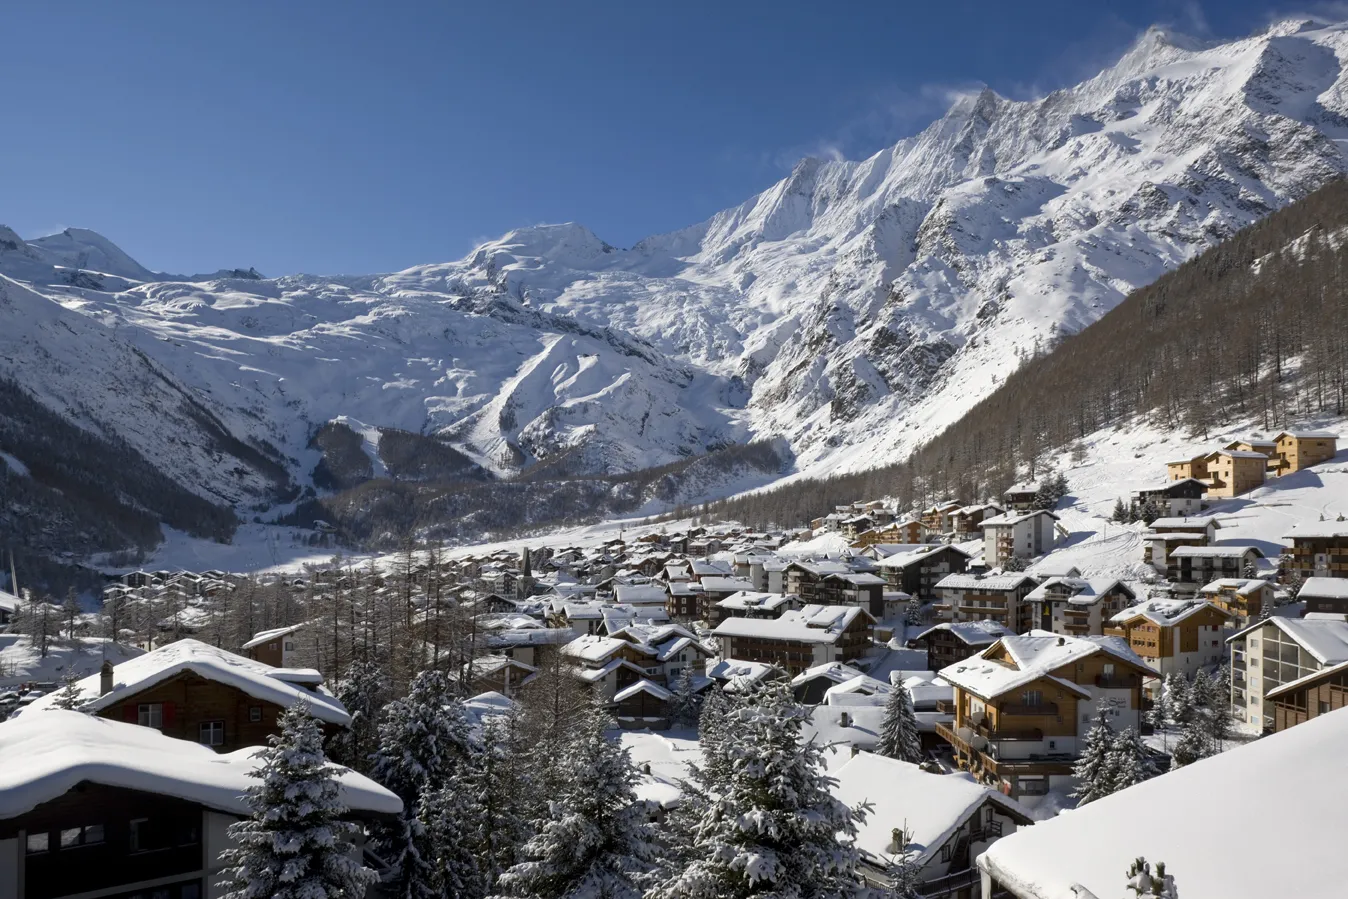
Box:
0 711 399 821
18 638 350 726
978 705 1348 899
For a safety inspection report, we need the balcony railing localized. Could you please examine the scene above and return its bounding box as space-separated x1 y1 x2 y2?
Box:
1095 674 1142 689
935 699 955 714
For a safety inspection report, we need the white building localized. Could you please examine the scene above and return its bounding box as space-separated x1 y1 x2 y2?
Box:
1226 613 1348 729
981 510 1061 566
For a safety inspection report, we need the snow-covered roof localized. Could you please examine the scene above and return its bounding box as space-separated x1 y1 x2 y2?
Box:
833 753 1031 869
1025 576 1131 605
699 576 756 593
981 509 1060 527
613 678 672 703
241 622 307 649
1276 430 1338 440
822 674 891 702
612 584 668 605
19 639 350 726
1168 544 1263 559
1199 577 1271 594
790 661 868 687
915 620 1015 645
978 705 1348 899
1148 515 1221 529
1226 615 1348 665
712 604 871 644
877 544 973 569
1284 521 1348 540
560 634 637 663
935 573 1035 592
824 571 887 586
1110 598 1230 627
1213 448 1269 459
705 658 781 692
939 631 1150 701
715 590 796 611
1299 576 1348 600
1004 482 1040 495
0 589 19 614
0 711 399 821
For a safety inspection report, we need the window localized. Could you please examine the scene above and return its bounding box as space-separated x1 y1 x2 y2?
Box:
130 818 150 852
200 720 225 747
59 824 104 849
1022 690 1043 707
284 641 295 651
26 832 49 854
1250 639 1258 650
138 703 163 729
1320 700 1331 714
249 706 263 723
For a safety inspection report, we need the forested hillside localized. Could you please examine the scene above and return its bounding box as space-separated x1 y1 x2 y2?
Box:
708 177 1348 527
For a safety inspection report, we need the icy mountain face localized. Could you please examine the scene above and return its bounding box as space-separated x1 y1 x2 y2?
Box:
5 19 1348 513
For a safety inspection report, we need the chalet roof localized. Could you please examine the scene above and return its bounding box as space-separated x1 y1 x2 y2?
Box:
1284 521 1348 540
1299 577 1348 601
790 661 868 687
1149 515 1221 529
613 678 672 703
1226 438 1277 449
612 584 668 605
1110 598 1231 627
1004 482 1040 495
18 639 350 726
1276 430 1338 440
715 590 796 612
560 635 638 664
1168 544 1264 559
0 711 400 822
241 622 307 649
712 604 872 645
938 631 1150 701
823 571 888 587
914 620 1015 646
1025 576 1133 606
699 576 757 593
935 573 1035 592
877 544 973 569
1225 615 1348 665
833 753 1031 870
978 703 1348 899
1210 449 1270 459
705 658 782 692
1199 578 1272 594
981 509 1060 528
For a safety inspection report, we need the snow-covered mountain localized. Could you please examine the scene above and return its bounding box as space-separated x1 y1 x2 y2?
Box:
5 18 1348 523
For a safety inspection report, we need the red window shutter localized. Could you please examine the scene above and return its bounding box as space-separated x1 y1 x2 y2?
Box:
162 702 176 728
124 703 138 722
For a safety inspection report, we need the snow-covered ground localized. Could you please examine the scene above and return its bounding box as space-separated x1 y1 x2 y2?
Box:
0 636 144 688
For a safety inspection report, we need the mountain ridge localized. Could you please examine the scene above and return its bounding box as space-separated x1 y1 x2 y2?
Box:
5 17 1348 570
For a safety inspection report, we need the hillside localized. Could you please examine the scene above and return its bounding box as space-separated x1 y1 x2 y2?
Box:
8 18 1348 578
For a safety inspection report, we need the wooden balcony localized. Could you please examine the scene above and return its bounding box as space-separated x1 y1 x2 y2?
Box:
1095 674 1143 689
999 701 1059 717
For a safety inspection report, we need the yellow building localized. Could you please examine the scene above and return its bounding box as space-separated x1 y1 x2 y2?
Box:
1273 431 1338 475
1203 449 1266 498
1166 455 1209 482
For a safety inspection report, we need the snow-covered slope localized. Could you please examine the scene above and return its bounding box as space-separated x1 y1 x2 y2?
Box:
6 18 1348 514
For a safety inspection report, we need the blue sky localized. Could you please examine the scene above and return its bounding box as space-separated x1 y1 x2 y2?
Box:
0 1 1325 275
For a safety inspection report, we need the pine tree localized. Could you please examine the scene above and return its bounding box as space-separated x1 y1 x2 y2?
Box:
49 669 86 712
650 683 865 899
1071 708 1117 806
469 711 532 884
1147 678 1173 733
421 778 485 899
1112 498 1129 523
492 696 657 899
1108 727 1157 793
217 702 377 899
1168 673 1196 726
331 659 387 774
371 669 474 899
668 673 701 729
876 682 924 764
1170 718 1209 769
884 845 923 899
1125 858 1178 898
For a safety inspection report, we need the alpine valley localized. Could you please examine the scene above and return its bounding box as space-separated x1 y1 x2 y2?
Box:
6 18 1348 572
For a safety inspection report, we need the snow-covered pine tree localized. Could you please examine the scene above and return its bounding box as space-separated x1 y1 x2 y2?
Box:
468 711 532 885
903 597 922 628
697 683 729 747
217 702 377 899
668 673 701 729
1147 677 1173 733
649 683 865 899
1108 727 1157 793
1170 718 1209 769
371 669 474 899
876 681 924 764
1168 673 1195 726
1002 555 1028 572
1112 498 1129 523
884 843 923 899
491 695 657 899
1125 858 1178 898
420 778 485 899
49 669 86 712
332 658 387 774
1070 708 1117 806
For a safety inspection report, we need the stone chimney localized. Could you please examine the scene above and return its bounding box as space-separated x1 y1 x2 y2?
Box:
1057 636 1065 646
99 660 114 696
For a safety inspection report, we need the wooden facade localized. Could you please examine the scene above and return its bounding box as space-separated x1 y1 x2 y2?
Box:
1274 432 1338 475
1270 664 1348 732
